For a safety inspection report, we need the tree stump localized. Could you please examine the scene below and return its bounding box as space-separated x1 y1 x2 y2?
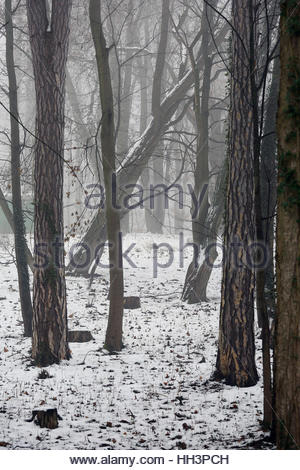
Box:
68 330 94 342
26 408 62 429
124 296 141 309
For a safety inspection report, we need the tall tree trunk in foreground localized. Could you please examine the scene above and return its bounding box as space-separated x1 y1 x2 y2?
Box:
90 0 124 352
5 0 33 337
215 0 258 387
27 0 71 366
274 0 300 449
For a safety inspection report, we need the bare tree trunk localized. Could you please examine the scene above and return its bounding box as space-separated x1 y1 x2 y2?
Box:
140 10 168 234
182 2 216 302
190 1 214 248
117 0 136 234
116 0 135 159
27 0 71 366
66 69 99 175
139 20 153 233
261 55 279 317
249 0 272 427
215 0 258 387
182 207 222 304
147 0 170 234
274 1 300 449
0 186 34 271
182 162 226 303
146 149 166 234
90 0 124 352
5 0 33 337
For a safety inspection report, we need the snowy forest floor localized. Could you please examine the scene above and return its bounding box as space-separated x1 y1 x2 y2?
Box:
0 233 274 450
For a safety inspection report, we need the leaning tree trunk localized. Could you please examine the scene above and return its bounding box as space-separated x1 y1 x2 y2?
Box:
274 1 300 449
27 0 71 366
182 204 222 304
182 161 226 303
90 0 124 352
5 0 33 337
215 0 258 387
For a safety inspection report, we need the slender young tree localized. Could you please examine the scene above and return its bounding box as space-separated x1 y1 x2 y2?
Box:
0 188 34 271
274 0 300 449
249 0 272 427
5 0 33 337
27 0 71 366
89 0 124 352
261 55 279 318
215 0 258 387
146 0 170 234
116 0 135 160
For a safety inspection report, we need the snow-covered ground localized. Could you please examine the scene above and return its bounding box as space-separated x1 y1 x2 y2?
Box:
0 233 272 450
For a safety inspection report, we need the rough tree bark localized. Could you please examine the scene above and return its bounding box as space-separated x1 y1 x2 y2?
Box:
5 0 33 337
89 0 124 352
215 0 258 387
27 0 71 366
274 0 300 449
